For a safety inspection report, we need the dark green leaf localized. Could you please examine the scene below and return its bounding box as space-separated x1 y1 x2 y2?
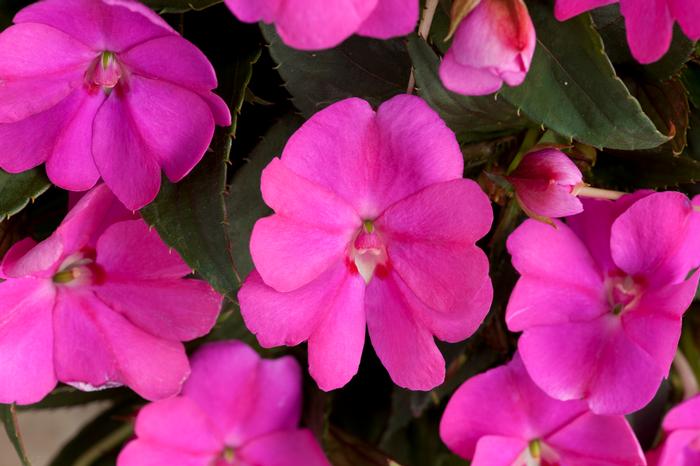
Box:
229 45 262 138
142 0 222 13
263 25 411 117
0 168 50 221
408 36 531 142
595 150 700 188
682 61 700 109
500 1 668 150
17 386 132 412
326 427 401 466
1 404 31 466
141 132 239 298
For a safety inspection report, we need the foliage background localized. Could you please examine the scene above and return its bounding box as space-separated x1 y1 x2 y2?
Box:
0 0 699 464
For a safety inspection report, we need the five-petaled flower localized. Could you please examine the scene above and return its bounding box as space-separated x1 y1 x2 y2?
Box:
238 95 494 392
224 0 419 50
0 185 222 404
440 354 645 466
0 0 231 210
507 191 700 414
118 340 331 466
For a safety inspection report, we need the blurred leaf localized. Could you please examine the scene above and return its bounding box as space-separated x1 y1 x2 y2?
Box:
408 36 530 142
141 131 239 298
1 404 31 466
225 113 304 278
17 386 133 411
142 0 222 13
595 150 700 189
0 168 50 221
682 61 700 108
263 25 411 117
500 2 668 150
326 427 401 466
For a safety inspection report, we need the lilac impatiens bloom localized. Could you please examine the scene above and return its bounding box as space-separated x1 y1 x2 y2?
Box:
224 0 419 50
0 185 222 404
238 95 493 391
0 0 231 210
440 354 645 466
118 341 330 466
440 0 536 96
507 148 584 220
652 395 700 466
554 0 700 64
507 192 700 414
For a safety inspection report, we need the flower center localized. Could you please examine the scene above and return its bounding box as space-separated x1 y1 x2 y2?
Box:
85 51 124 93
52 249 104 287
605 273 642 316
348 220 388 284
517 439 560 466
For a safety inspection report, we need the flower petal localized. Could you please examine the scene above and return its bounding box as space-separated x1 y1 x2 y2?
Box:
471 436 528 466
223 0 280 23
669 0 700 39
439 51 505 95
117 441 213 466
357 0 419 39
620 0 673 64
554 0 618 21
0 237 64 279
663 394 700 431
239 429 330 466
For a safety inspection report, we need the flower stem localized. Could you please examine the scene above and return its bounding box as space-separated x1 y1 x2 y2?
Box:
407 0 440 94
574 186 626 201
674 350 699 399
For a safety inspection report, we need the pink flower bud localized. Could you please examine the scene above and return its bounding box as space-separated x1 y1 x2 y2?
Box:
439 0 536 96
507 148 584 219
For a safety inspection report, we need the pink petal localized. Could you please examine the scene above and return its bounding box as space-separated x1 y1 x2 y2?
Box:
620 0 674 64
366 272 445 390
664 395 700 431
307 270 366 391
610 192 699 287
92 90 162 210
0 237 64 279
224 0 280 23
669 0 700 39
133 397 222 454
519 316 665 414
357 0 419 39
273 0 378 50
238 429 330 466
280 95 463 218
95 220 191 280
118 441 213 466
471 436 528 466
554 0 618 21
94 279 221 341
656 430 700 466
377 179 492 313
0 279 57 404
15 0 175 52
439 51 506 96
183 341 302 446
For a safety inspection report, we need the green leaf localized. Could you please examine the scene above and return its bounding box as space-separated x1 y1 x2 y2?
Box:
17 386 132 412
141 131 239 298
500 2 668 150
408 36 531 142
595 150 700 189
263 25 411 117
142 0 222 13
225 113 304 278
1 404 31 466
326 427 401 466
0 168 50 221
229 44 262 138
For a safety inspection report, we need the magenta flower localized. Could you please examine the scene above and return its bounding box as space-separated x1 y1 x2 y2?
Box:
554 0 700 64
653 395 700 466
238 95 493 391
0 185 222 404
439 0 536 96
224 0 419 50
507 192 700 414
440 354 645 465
118 340 330 466
507 148 584 219
0 0 231 210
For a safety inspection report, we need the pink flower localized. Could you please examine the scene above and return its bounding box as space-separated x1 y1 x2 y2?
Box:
224 0 419 50
118 340 330 466
507 148 584 219
0 0 231 210
653 395 700 466
238 95 493 391
439 0 536 96
440 354 645 466
554 0 700 64
506 192 700 414
0 185 222 404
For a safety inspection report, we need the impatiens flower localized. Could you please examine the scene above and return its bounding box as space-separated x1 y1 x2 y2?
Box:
439 0 536 96
554 0 700 64
0 0 231 210
238 95 493 391
507 148 584 220
653 395 700 466
507 191 700 414
225 0 419 50
118 340 331 466
440 354 645 466
0 185 222 404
